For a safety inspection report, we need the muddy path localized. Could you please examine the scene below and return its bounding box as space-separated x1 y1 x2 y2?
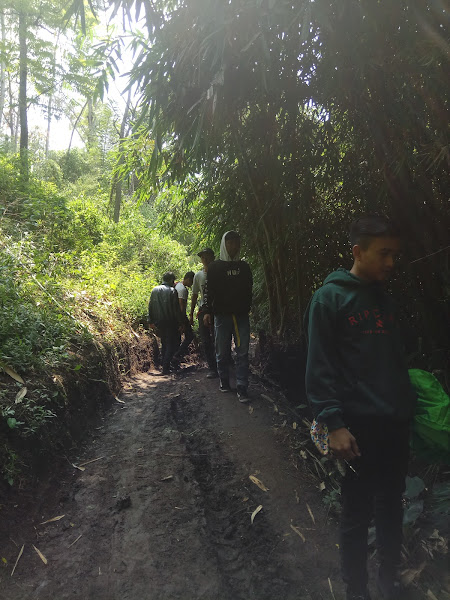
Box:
0 367 425 600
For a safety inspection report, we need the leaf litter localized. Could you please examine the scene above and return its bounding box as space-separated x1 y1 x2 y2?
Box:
251 505 263 524
32 545 48 565
249 475 269 492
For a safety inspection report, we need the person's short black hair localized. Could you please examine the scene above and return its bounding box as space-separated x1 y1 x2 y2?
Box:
163 271 175 283
225 230 240 241
350 215 401 249
184 271 195 281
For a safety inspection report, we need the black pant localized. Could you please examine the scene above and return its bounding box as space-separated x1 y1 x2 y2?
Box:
340 417 410 592
157 322 180 372
173 317 194 363
198 310 217 371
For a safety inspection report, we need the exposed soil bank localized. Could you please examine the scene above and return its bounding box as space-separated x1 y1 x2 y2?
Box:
0 330 158 489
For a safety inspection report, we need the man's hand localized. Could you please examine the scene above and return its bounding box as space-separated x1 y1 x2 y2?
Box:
328 427 361 461
203 313 212 327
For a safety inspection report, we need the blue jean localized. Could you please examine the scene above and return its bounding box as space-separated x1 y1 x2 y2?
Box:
214 314 250 387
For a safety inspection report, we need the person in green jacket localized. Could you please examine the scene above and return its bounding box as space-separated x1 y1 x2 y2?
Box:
304 215 416 600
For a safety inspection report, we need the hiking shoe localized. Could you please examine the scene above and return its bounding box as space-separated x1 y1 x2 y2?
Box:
236 386 249 403
219 379 231 392
206 370 218 379
376 570 403 599
346 589 371 600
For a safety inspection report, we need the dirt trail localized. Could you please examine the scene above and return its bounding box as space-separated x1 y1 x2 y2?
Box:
1 368 348 600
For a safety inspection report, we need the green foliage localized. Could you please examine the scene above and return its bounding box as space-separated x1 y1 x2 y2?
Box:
0 149 192 483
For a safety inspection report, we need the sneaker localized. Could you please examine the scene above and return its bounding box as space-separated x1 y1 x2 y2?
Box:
346 589 371 600
206 370 218 379
219 379 231 392
377 570 403 599
236 385 249 403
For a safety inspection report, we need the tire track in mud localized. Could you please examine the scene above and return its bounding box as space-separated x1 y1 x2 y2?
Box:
168 392 293 600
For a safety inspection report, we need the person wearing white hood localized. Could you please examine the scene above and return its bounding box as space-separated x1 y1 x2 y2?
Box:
203 231 253 402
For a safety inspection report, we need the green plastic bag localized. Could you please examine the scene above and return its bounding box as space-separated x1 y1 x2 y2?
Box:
409 369 450 464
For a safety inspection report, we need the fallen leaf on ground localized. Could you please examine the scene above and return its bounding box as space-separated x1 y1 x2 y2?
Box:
261 394 274 404
400 563 426 585
32 545 47 565
292 422 297 429
68 534 82 548
248 406 254 414
306 503 316 525
77 456 104 467
300 450 307 459
290 524 306 542
39 515 65 525
427 591 439 600
328 577 336 600
11 544 24 576
161 475 173 481
71 463 85 471
251 505 263 524
249 475 269 492
114 396 125 404
319 482 326 491
0 364 24 384
242 497 249 502
15 387 27 404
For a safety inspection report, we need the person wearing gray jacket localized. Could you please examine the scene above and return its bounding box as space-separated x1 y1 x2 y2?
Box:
148 272 184 375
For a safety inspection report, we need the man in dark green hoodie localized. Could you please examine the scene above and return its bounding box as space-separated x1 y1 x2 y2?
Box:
304 215 416 600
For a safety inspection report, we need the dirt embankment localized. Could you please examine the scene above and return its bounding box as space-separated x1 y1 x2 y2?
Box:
0 330 158 490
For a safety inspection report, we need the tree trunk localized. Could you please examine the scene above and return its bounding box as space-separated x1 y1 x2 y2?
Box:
18 9 28 181
112 88 132 223
0 8 6 131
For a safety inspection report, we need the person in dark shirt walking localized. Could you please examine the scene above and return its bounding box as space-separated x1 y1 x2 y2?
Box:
203 231 252 402
304 215 416 600
148 272 184 375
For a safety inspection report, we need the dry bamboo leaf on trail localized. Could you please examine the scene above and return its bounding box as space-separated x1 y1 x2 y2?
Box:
32 545 48 565
261 394 274 404
249 475 269 492
300 450 307 459
290 524 306 542
0 363 25 384
292 422 297 429
77 456 104 467
400 563 426 586
306 503 316 525
427 591 439 600
161 475 173 481
11 545 24 576
251 505 263 524
319 482 326 491
328 577 336 600
68 534 82 548
248 406 254 414
114 396 125 404
71 463 85 471
39 515 65 525
15 387 27 404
